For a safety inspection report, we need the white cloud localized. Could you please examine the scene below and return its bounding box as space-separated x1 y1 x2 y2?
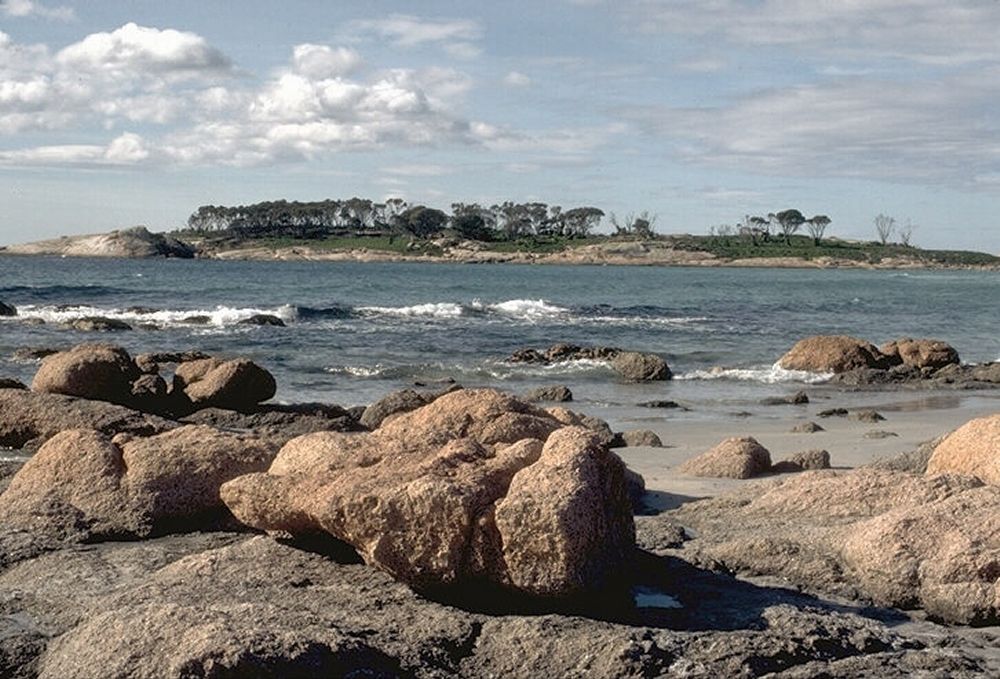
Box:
632 76 1000 186
621 0 1000 66
503 71 532 87
383 164 451 177
0 132 149 166
291 44 362 79
56 22 231 73
1 0 74 21
348 14 483 56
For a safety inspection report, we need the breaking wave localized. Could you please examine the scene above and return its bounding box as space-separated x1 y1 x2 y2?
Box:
676 363 833 384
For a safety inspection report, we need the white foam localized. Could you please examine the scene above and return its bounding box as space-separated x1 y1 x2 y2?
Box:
676 362 833 384
326 365 386 378
14 303 297 328
357 302 465 318
487 298 569 319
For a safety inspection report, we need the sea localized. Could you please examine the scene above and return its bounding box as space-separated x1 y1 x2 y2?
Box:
1 256 998 421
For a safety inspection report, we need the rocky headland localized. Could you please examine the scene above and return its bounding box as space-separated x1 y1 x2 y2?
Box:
1 341 1000 676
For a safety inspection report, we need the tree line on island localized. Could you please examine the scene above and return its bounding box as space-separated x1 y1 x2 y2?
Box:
185 199 629 242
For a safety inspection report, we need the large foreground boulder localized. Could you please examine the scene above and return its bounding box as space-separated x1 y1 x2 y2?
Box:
31 344 140 405
221 389 635 596
0 425 275 540
777 335 886 373
880 338 960 370
926 413 1000 484
678 437 772 479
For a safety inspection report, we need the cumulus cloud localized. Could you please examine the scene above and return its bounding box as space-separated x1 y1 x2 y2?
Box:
56 22 231 73
291 44 362 79
0 0 74 21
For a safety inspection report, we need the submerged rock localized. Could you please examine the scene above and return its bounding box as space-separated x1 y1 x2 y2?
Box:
64 317 133 332
678 437 772 479
238 314 286 327
522 385 573 403
221 389 634 596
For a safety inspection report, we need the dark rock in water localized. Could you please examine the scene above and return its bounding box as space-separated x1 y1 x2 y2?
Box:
818 408 849 418
508 344 670 382
0 389 175 449
12 347 61 361
522 385 573 402
238 314 286 327
864 430 898 439
760 390 809 406
181 315 212 324
124 306 159 315
850 409 885 423
771 449 831 473
0 378 27 390
0 300 16 316
638 399 684 409
790 421 824 433
65 317 133 332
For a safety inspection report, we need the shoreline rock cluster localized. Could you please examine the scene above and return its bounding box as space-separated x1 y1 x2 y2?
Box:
3 342 1000 675
778 334 1000 389
508 343 671 382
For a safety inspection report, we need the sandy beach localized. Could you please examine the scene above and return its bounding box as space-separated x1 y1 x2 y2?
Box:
610 388 1000 509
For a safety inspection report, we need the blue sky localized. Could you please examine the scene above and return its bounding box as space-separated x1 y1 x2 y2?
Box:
1 0 999 251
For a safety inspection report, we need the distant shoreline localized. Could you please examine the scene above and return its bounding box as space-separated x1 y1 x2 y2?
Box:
2 227 998 271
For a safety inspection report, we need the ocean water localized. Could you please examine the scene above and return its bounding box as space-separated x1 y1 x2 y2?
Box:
1 256 997 414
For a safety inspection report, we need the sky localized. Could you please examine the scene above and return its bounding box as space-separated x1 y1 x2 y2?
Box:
1 0 999 251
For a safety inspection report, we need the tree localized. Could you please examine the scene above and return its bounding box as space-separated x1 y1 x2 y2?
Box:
609 210 654 238
805 215 831 245
397 205 448 238
560 206 605 237
774 209 806 244
874 213 895 245
898 219 916 247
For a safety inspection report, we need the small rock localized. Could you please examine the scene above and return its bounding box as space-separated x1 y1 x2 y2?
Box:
0 378 27 390
0 301 16 316
771 449 831 473
880 338 960 370
183 359 277 412
181 315 212 324
850 409 885 423
790 421 824 433
611 429 663 448
864 430 899 439
678 437 772 479
522 385 573 403
637 400 683 409
818 408 849 418
760 390 809 406
610 351 671 382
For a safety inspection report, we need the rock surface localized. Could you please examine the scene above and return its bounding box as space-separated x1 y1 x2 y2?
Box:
31 344 140 405
64 317 133 332
678 437 772 479
181 358 277 411
926 413 1000 484
880 338 960 370
4 226 196 258
790 421 824 433
0 300 16 316
221 389 635 596
0 425 275 540
660 468 1000 624
358 388 431 429
613 429 664 448
778 335 887 373
0 388 175 449
771 449 831 473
